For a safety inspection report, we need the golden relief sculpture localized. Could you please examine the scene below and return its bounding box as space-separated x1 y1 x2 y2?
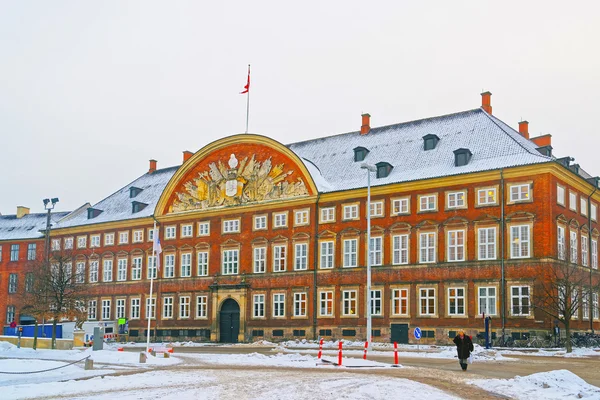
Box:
170 153 309 212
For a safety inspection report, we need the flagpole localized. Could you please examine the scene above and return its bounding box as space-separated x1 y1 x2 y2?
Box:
146 221 156 353
245 64 250 133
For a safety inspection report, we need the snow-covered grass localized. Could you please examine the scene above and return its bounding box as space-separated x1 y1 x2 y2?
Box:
471 370 600 399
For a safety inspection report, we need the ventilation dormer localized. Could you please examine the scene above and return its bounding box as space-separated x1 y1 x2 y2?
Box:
423 134 440 151
129 186 143 198
536 145 552 157
87 208 103 219
132 201 148 214
353 146 370 162
376 162 393 178
453 148 472 167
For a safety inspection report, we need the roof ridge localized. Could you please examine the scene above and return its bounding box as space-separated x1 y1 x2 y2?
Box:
287 108 482 147
481 110 548 159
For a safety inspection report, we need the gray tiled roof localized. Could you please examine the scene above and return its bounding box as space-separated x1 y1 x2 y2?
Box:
0 212 70 241
0 108 557 239
287 108 552 192
54 166 178 230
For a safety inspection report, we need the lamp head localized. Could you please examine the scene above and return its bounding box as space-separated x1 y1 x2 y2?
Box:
360 163 377 172
43 198 50 206
51 198 59 205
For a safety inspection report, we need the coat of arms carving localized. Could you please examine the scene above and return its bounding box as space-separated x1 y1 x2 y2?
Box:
170 153 309 212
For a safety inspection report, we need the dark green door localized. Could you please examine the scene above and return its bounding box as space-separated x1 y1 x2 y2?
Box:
391 324 409 344
219 299 240 343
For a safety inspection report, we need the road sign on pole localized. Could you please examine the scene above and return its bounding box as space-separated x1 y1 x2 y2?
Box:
414 327 422 340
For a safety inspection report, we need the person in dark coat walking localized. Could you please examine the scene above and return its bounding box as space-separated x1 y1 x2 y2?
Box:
453 330 474 371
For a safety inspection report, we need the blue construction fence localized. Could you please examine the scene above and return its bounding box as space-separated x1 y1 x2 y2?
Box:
3 325 62 338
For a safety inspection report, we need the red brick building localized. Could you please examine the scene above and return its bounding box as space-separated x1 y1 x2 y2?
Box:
2 92 599 343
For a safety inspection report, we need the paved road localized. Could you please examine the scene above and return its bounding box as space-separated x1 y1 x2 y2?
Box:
124 345 600 387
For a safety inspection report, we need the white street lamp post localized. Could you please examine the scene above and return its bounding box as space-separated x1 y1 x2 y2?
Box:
361 163 376 348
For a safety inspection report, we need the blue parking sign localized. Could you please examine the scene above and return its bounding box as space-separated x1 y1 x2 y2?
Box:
414 327 422 340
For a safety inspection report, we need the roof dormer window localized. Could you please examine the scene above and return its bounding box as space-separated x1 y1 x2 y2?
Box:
453 148 473 167
376 162 393 179
536 145 552 157
132 201 148 214
423 134 440 151
87 208 103 219
130 186 143 198
353 146 370 162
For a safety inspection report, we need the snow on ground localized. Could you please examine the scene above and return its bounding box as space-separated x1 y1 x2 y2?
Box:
471 370 600 399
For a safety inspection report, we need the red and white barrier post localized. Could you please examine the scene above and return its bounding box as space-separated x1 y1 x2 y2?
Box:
363 341 368 360
394 341 399 366
317 338 324 359
337 341 343 366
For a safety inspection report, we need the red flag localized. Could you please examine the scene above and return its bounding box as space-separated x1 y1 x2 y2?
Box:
240 65 250 94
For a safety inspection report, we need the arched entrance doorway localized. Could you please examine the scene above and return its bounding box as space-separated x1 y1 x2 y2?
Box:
219 298 240 343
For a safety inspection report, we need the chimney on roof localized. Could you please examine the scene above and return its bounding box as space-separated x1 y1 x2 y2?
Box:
16 206 30 219
149 159 157 174
360 113 371 135
480 91 492 114
518 121 529 139
531 134 552 147
183 151 193 163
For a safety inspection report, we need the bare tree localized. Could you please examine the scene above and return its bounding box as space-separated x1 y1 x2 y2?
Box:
20 250 87 349
532 256 600 353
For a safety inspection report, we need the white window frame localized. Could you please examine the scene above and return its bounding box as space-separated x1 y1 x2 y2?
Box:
223 219 240 233
392 288 409 316
419 194 437 212
164 254 175 278
117 258 127 281
392 234 409 265
197 251 209 276
419 232 436 264
133 230 143 243
130 298 140 319
181 224 193 238
370 289 382 316
77 236 88 249
343 204 359 220
196 296 207 318
320 241 334 269
569 191 578 212
557 184 565 206
419 288 436 316
64 237 73 250
104 233 114 246
197 221 210 236
253 294 265 318
511 285 531 316
273 244 287 272
253 215 267 231
447 229 465 262
592 239 598 269
319 291 334 317
369 236 383 266
557 225 566 260
581 198 588 216
90 235 100 248
103 259 113 282
478 286 497 316
446 191 466 209
294 243 308 270
369 201 384 217
391 197 410 215
273 212 288 228
89 261 99 283
477 187 497 206
294 292 307 317
88 300 97 320
165 226 176 239
582 234 589 267
510 225 531 259
343 238 358 268
162 297 173 319
447 287 465 316
146 298 156 319
118 231 129 244
181 253 192 277
147 256 157 279
273 293 285 317
222 249 239 275
294 209 309 226
342 290 357 316
101 299 111 320
132 257 142 280
510 183 531 203
116 299 126 319
478 227 496 260
253 247 266 273
320 207 335 223
179 296 190 319
570 230 578 264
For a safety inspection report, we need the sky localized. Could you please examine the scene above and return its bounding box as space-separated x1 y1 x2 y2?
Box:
1 1 599 215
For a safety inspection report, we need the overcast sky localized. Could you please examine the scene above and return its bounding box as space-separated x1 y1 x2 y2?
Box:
1 1 599 215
